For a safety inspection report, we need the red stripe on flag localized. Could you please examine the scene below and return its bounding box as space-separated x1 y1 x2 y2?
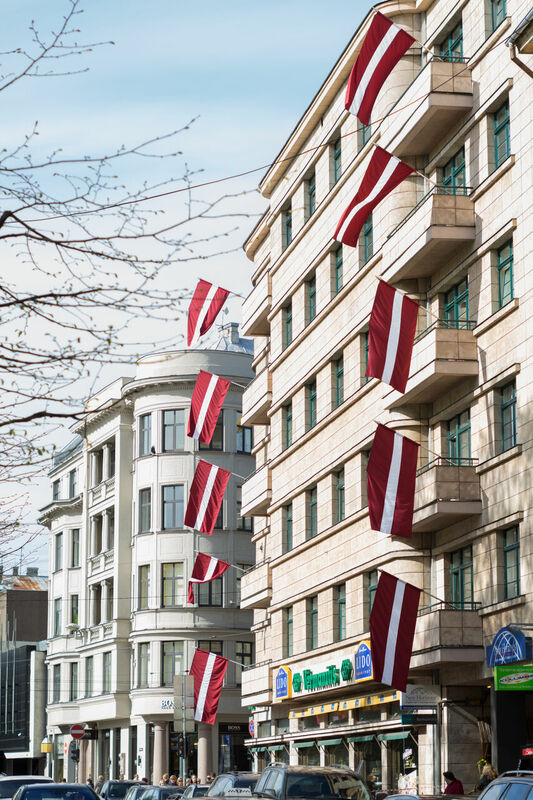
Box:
367 424 419 537
366 281 419 393
370 570 421 692
190 648 228 725
184 459 230 536
188 553 230 604
188 370 230 444
187 279 230 346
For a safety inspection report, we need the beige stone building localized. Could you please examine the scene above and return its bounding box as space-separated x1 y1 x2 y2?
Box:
239 0 532 792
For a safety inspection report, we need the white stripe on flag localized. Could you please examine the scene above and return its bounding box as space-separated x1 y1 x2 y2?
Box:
349 25 400 117
382 290 404 384
195 651 216 722
190 557 218 586
193 374 219 440
380 432 403 534
191 284 217 346
382 579 405 685
337 155 400 242
194 464 219 531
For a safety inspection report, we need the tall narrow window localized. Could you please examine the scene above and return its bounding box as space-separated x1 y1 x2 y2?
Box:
440 21 463 61
71 529 80 568
162 409 185 452
335 468 345 523
70 662 78 701
69 469 77 498
361 331 370 386
161 562 184 607
501 381 517 452
138 643 149 688
283 402 293 450
54 598 62 636
442 146 466 194
335 355 344 408
138 565 150 610
447 410 471 464
199 411 223 450
497 240 513 308
161 641 184 686
361 213 373 265
333 138 342 184
445 278 469 329
162 485 184 530
103 652 112 694
198 577 223 606
86 656 94 697
237 486 253 531
307 486 318 539
283 503 293 553
283 207 293 249
55 532 63 572
307 380 317 430
306 273 317 324
308 595 318 649
333 247 343 295
307 172 316 218
52 665 61 703
336 583 346 641
70 594 79 625
491 0 506 30
503 527 520 599
358 122 372 152
368 570 379 618
139 414 152 456
235 641 253 686
494 101 510 169
283 301 293 349
236 419 253 453
450 545 473 608
52 480 60 501
139 488 152 533
284 606 293 657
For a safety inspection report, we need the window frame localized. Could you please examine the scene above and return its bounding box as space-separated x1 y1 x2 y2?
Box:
161 562 184 608
54 532 63 572
450 545 474 608
333 138 342 184
54 597 62 637
162 409 185 452
103 651 112 694
86 655 94 697
494 101 510 168
308 595 319 649
307 379 317 430
236 421 253 454
439 20 463 61
503 527 520 599
284 606 293 658
283 402 293 450
307 172 316 218
442 146 466 195
236 485 253 532
69 469 77 498
307 486 318 539
361 213 373 265
138 643 150 688
70 662 78 702
199 410 223 451
497 239 513 308
336 583 346 641
138 487 152 533
138 564 150 610
334 246 343 295
161 484 185 530
235 640 253 686
335 355 344 408
283 503 293 553
307 273 317 324
335 468 345 524
283 207 293 250
501 381 517 452
139 413 152 457
445 277 469 329
71 528 80 568
198 576 223 607
161 641 184 687
368 570 379 616
70 594 79 625
52 664 61 703
447 409 471 464
491 0 506 30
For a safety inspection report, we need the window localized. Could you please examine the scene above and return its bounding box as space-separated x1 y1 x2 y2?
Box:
199 411 223 450
361 331 370 385
306 273 317 324
491 0 506 30
237 486 253 531
162 409 185 452
138 565 150 609
361 213 373 265
70 662 78 701
333 138 342 184
138 643 150 688
54 532 63 571
161 641 184 686
306 172 316 218
445 278 469 328
53 664 61 703
283 207 293 249
503 527 520 599
283 301 293 350
70 594 79 625
307 486 318 539
335 468 345 524
450 545 473 608
139 488 152 533
86 656 94 697
497 239 513 308
494 101 510 168
161 562 184 607
308 595 318 649
368 570 379 616
440 20 463 61
235 641 253 685
447 409 471 463
335 355 344 408
358 122 372 152
306 380 317 430
283 503 293 553
54 598 62 636
214 501 224 530
442 146 466 194
71 529 80 568
333 247 343 295
103 652 112 694
69 469 77 498
501 381 517 451
52 479 60 501
162 484 184 529
283 402 292 450
236 420 253 453
139 414 152 456
198 640 223 656
336 584 346 641
198 577 223 606
284 606 293 657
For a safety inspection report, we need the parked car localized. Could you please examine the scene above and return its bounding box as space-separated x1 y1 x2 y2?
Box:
181 786 210 799
253 764 370 800
206 773 260 799
477 770 533 800
12 785 98 800
124 787 154 800
0 777 54 800
100 783 140 800
140 789 186 800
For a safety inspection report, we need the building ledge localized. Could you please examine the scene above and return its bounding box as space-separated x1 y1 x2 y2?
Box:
476 444 522 475
474 297 519 337
479 594 526 617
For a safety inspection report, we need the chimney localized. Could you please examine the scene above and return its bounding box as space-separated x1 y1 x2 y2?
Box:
26 567 38 577
227 322 240 344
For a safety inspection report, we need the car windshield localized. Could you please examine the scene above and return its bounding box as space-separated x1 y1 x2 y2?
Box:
107 786 137 799
285 774 370 800
0 782 52 799
23 790 96 800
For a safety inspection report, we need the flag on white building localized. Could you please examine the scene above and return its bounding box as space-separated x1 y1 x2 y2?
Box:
190 648 228 725
187 279 230 346
367 424 419 537
188 370 230 444
184 459 231 536
188 553 230 604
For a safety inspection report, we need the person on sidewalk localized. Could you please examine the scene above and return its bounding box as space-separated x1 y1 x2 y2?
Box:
444 772 464 795
477 765 498 792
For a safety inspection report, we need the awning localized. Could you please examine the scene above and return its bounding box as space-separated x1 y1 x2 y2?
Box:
377 731 410 741
249 746 267 752
321 739 343 746
268 745 286 751
292 741 316 748
347 735 375 743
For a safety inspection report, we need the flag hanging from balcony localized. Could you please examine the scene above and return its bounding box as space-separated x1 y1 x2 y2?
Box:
334 147 414 248
370 570 421 692
188 553 230 603
187 279 230 346
366 280 419 393
188 370 230 444
367 424 419 537
191 647 228 725
345 11 415 125
184 459 231 536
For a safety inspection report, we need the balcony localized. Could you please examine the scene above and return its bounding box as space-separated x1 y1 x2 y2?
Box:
241 462 271 516
241 660 272 706
412 457 482 532
387 58 473 157
411 601 483 668
386 321 478 408
242 366 272 425
242 271 271 336
381 187 475 283
240 561 272 610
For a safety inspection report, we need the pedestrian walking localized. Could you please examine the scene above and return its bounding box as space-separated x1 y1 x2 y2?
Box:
87 778 94 789
169 776 177 786
444 772 464 795
95 776 105 794
477 765 498 792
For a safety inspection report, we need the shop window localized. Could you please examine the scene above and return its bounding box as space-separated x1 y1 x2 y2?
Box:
328 709 349 727
324 742 349 766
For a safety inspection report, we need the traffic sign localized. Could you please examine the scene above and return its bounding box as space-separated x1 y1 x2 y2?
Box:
248 719 255 737
70 723 86 740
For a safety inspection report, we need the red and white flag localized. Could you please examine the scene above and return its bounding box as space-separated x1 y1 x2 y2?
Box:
370 570 421 691
334 147 414 248
188 553 230 604
367 424 419 537
345 11 415 125
366 281 419 393
190 648 228 725
184 459 231 536
188 370 230 444
187 279 230 346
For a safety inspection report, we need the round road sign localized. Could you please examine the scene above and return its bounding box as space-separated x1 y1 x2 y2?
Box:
70 723 86 740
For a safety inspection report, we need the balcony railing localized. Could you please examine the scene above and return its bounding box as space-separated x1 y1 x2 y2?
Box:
414 318 477 343
416 456 479 475
418 600 481 615
387 184 473 242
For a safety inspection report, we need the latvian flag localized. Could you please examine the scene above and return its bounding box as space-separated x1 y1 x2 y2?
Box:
188 553 230 604
334 147 414 248
345 11 415 125
190 647 228 725
184 459 231 536
367 424 419 537
366 280 419 393
370 570 421 691
187 279 230 346
188 370 230 444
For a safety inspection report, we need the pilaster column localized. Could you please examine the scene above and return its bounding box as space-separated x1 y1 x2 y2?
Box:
152 723 167 786
86 739 94 783
79 739 87 783
102 511 110 552
103 444 112 481
101 581 108 623
197 723 212 783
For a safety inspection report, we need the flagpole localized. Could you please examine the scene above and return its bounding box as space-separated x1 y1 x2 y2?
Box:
192 551 248 573
373 277 443 323
376 568 460 609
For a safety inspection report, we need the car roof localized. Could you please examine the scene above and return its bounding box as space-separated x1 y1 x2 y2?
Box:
0 779 54 782
266 767 356 775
